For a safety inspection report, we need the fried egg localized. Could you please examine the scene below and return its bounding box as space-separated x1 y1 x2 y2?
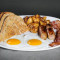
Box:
7 39 21 45
27 39 42 46
0 15 58 51
1 31 52 51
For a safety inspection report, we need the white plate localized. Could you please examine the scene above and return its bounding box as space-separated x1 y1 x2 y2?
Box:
0 15 60 51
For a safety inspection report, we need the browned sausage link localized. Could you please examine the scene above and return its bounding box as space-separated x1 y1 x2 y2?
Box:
38 25 47 40
46 24 55 40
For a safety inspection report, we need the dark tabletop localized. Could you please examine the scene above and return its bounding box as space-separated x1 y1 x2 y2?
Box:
0 47 60 60
0 0 60 60
0 0 60 18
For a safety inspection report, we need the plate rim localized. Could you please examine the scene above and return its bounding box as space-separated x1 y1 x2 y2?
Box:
0 15 60 51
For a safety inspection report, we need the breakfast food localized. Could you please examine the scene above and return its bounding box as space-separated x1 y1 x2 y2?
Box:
7 39 21 45
27 39 42 46
38 25 47 40
46 24 55 40
49 20 60 47
0 12 15 32
49 30 60 47
0 12 29 42
24 15 59 47
24 14 55 40
24 14 40 33
51 20 60 30
24 15 48 33
28 23 39 33
0 12 60 50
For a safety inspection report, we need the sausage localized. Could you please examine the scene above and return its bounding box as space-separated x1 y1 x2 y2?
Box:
38 25 47 40
49 30 60 47
46 24 55 40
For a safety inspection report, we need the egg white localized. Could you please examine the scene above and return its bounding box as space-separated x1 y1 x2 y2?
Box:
2 35 25 49
23 31 53 49
0 31 54 50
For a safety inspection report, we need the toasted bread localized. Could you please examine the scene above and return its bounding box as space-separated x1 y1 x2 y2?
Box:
0 12 15 31
0 15 29 41
0 12 4 28
0 12 4 20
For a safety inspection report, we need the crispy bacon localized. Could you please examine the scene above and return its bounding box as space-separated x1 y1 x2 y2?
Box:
51 20 60 30
49 20 60 47
49 30 60 47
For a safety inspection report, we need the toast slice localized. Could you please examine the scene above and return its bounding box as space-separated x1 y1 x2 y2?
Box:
0 12 4 20
0 15 29 41
0 12 15 31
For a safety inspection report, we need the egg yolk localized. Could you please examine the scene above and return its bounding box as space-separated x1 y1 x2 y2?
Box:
7 39 21 45
27 39 42 46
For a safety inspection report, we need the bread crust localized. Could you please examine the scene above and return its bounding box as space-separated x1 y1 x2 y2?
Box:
0 12 4 20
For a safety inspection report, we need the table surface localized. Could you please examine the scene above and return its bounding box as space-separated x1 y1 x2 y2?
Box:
0 47 60 60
